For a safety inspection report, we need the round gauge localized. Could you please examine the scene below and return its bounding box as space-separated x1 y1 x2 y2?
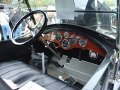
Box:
55 33 62 41
79 38 87 47
69 35 77 45
89 50 98 60
64 32 69 38
62 39 70 49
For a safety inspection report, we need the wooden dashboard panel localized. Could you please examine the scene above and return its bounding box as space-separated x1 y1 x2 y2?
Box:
43 31 106 57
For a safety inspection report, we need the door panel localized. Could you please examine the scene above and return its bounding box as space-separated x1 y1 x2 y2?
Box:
0 40 31 62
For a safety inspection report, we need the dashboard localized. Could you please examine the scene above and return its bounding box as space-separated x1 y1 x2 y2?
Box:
39 24 109 64
43 30 106 57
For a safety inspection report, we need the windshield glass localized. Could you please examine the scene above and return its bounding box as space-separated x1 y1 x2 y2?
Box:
0 0 117 39
28 0 117 39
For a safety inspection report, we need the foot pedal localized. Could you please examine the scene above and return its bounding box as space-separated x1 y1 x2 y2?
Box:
64 76 77 85
73 82 84 89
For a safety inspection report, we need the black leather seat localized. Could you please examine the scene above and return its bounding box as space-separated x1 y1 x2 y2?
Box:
0 60 79 90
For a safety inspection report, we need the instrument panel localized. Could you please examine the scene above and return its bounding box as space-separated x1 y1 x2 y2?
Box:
43 31 106 57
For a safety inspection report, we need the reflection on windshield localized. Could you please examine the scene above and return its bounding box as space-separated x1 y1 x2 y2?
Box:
53 0 117 39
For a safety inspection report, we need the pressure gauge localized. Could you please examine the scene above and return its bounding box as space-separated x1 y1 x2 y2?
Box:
62 39 70 49
55 33 62 41
64 32 69 38
79 38 87 47
69 35 77 45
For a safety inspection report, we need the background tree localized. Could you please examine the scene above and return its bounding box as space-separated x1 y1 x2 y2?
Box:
104 0 117 8
29 0 55 8
0 0 11 3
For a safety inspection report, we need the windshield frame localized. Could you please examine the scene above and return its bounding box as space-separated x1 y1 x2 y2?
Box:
117 0 120 50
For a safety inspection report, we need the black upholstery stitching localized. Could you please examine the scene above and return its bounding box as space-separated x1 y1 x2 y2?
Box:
0 62 23 70
15 73 42 84
16 75 47 88
0 61 77 90
7 68 36 79
29 74 47 81
33 75 49 82
0 65 28 76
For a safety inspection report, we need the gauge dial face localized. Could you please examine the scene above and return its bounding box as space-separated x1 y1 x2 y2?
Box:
79 38 87 47
64 32 69 38
69 35 77 45
89 50 98 60
62 39 70 49
55 33 62 41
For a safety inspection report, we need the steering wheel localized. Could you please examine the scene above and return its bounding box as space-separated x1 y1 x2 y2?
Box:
11 10 47 45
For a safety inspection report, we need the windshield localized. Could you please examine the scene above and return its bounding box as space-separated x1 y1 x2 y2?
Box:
0 0 117 39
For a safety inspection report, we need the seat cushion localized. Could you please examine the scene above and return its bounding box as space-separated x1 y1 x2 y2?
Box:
0 60 78 90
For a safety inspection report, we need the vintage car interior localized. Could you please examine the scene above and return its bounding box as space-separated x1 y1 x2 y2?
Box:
0 0 119 90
